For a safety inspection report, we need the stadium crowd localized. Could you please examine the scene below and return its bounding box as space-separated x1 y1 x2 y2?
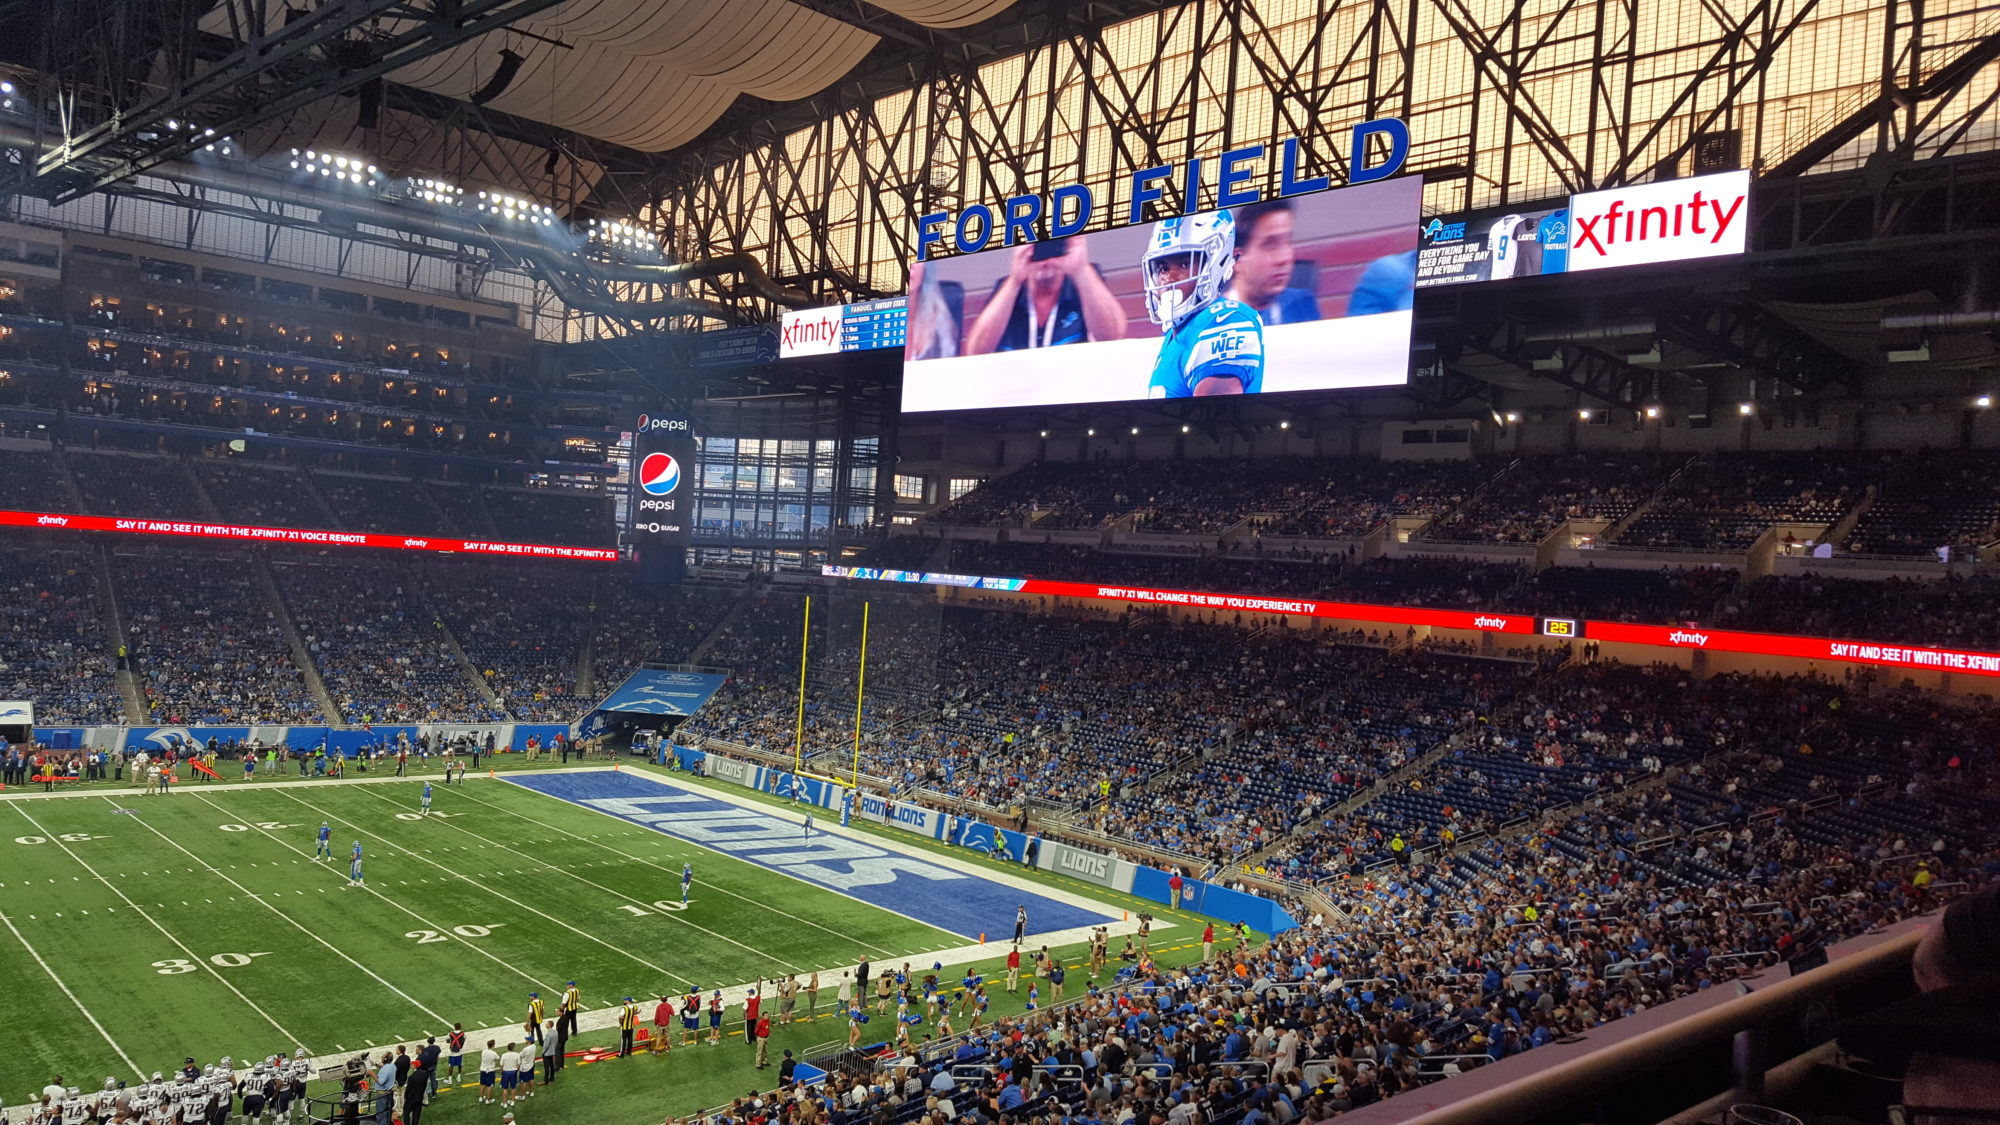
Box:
117 551 319 726
0 546 123 724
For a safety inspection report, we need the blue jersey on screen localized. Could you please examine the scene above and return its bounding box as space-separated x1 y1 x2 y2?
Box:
1537 210 1570 274
1147 299 1264 399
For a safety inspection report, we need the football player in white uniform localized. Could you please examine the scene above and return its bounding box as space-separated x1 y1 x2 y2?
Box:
59 1087 89 1125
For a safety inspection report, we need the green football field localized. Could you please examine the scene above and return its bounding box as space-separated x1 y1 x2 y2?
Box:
1 765 1219 1124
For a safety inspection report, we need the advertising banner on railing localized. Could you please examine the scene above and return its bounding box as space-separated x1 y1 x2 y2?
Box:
822 565 1535 634
822 564 2000 681
1584 621 2000 679
0 508 620 561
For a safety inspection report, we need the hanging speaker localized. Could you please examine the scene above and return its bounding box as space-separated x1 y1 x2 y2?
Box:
471 49 526 106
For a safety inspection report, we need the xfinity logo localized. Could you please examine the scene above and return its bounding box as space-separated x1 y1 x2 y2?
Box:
403 538 429 548
780 307 845 358
1057 850 1109 879
1668 630 1710 647
1473 616 1509 629
36 515 67 526
1567 170 1750 272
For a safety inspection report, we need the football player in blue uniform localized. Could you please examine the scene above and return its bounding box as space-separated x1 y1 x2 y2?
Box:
1142 211 1265 398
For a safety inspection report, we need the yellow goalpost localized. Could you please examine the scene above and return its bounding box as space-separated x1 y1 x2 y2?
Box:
788 594 871 796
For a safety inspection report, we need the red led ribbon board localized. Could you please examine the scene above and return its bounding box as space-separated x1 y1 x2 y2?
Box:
1583 621 2000 679
1011 578 1537 634
821 565 2000 679
0 508 621 562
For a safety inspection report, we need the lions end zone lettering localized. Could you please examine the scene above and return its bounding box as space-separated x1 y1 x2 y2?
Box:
0 508 619 561
505 770 1117 937
1586 621 2000 678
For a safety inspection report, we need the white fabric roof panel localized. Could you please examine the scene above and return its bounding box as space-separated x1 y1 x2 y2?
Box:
201 0 1014 153
865 0 1017 29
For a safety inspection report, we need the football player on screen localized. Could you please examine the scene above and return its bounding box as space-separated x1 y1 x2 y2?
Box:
1142 211 1265 398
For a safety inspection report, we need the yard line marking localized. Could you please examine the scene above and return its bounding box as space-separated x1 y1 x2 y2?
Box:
7 803 308 1050
0 905 142 1079
184 792 557 995
448 785 913 958
350 786 807 975
267 789 693 990
98 797 449 1027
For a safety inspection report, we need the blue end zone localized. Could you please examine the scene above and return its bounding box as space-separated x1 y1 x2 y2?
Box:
505 770 1114 940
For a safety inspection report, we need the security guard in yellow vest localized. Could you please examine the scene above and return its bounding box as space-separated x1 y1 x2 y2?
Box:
561 981 582 1038
618 997 639 1057
527 992 546 1044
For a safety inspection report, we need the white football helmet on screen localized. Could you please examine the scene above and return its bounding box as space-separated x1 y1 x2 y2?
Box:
1142 211 1236 328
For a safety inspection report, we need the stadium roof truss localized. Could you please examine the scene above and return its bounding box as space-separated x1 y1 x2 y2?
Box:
648 0 2000 316
1 0 1996 360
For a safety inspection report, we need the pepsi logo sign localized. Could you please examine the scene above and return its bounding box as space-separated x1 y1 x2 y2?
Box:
638 453 682 496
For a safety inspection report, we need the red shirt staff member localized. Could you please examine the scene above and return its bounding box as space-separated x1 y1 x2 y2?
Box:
1005 947 1021 993
652 995 674 1056
1202 923 1215 964
753 1016 773 1069
743 987 762 1055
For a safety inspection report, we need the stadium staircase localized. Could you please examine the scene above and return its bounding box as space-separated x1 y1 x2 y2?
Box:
1232 731 1471 873
184 456 224 521
89 542 149 725
1823 488 1876 548
1600 455 1699 545
296 469 341 527
398 565 509 715
1413 456 1519 541
573 618 597 699
249 552 344 724
46 445 86 512
683 585 757 668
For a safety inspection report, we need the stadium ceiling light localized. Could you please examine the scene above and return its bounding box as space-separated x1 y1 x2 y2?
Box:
1278 420 1291 430
1038 430 1048 438
1086 428 1096 436
1180 424 1191 433
1978 395 1993 409
587 217 660 251
1503 412 1520 423
1130 426 1140 435
407 177 465 205
1578 409 1591 421
1738 402 1754 415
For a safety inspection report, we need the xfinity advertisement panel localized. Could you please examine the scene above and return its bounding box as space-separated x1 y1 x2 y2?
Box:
901 176 1421 412
1565 170 1750 272
628 412 694 547
1416 169 1750 288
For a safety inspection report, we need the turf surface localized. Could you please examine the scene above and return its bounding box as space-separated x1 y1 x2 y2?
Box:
1 764 1225 1123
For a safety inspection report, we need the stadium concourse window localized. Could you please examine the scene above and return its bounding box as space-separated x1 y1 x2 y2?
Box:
894 473 926 503
949 477 983 501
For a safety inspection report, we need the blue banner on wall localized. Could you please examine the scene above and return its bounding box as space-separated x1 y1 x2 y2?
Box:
592 669 730 717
